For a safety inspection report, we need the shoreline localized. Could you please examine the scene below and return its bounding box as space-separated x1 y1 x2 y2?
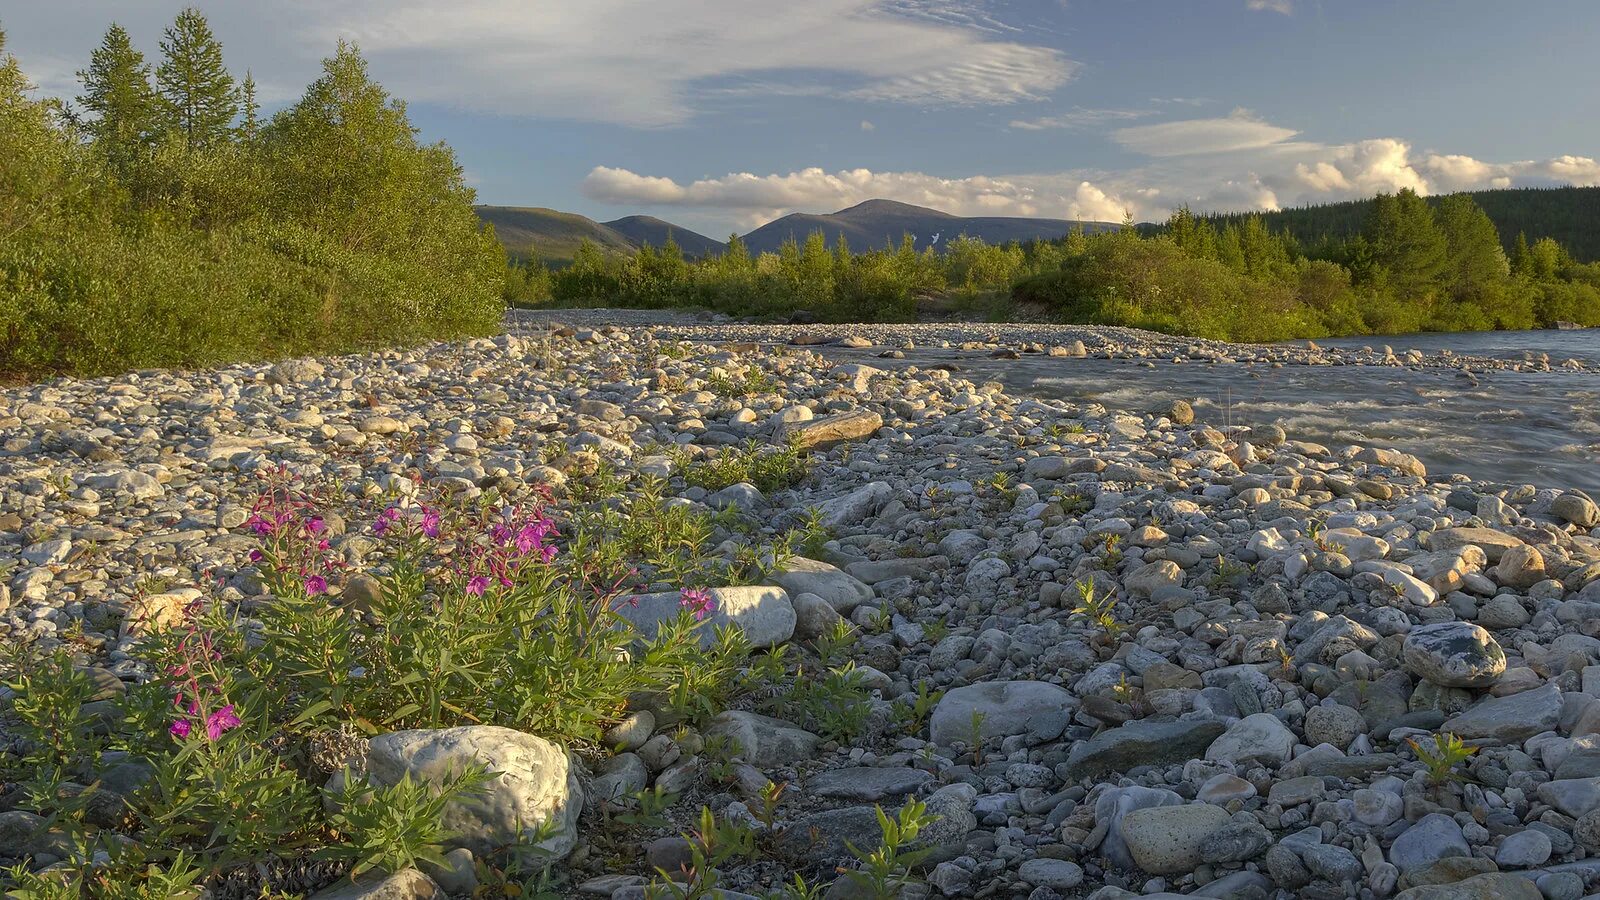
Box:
5 322 1600 897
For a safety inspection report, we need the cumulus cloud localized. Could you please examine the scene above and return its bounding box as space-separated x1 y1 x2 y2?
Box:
1113 109 1300 156
581 165 1146 225
860 120 876 131
584 139 1600 235
1246 0 1294 14
5 0 1075 128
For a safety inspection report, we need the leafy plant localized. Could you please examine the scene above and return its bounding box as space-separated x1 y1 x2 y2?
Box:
1070 579 1123 639
321 767 489 878
1409 732 1477 785
839 800 939 899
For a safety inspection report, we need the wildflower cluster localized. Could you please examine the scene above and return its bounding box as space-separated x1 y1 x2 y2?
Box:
162 618 243 743
245 466 344 597
678 587 717 621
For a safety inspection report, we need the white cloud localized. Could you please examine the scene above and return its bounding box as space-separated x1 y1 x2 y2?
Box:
581 165 1147 225
584 140 1599 234
1113 109 1300 156
1009 106 1148 130
3 0 1075 128
860 120 876 131
1246 0 1294 14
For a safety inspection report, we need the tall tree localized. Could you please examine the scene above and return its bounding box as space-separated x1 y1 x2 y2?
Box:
1363 189 1447 300
155 7 237 148
76 24 157 169
1435 194 1508 293
237 71 259 140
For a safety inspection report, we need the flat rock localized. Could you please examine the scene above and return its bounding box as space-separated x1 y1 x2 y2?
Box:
1062 718 1225 780
1443 683 1562 742
809 767 932 802
930 681 1077 747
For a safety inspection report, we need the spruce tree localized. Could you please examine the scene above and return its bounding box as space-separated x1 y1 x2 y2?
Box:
155 7 237 148
76 24 157 171
238 71 259 140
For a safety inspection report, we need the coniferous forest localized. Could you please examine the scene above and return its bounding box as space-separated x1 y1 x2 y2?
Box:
0 13 504 379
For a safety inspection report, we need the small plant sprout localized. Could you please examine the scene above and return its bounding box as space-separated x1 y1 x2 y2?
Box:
1410 732 1478 785
840 799 940 899
1071 579 1123 639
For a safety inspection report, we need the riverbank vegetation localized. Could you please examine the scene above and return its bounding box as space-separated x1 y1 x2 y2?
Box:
0 14 504 379
513 190 1600 342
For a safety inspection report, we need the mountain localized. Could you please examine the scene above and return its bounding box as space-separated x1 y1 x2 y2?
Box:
602 216 725 258
739 199 1119 255
475 206 636 266
1200 186 1600 262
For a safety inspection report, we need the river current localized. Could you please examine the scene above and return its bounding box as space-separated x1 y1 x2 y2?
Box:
833 329 1600 494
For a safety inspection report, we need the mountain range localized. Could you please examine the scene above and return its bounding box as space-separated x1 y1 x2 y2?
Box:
477 199 1118 266
480 186 1600 267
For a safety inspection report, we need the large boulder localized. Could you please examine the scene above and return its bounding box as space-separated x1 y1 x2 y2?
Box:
775 410 882 450
1427 528 1524 564
1402 622 1506 688
363 726 581 859
929 681 1077 747
1093 785 1182 870
770 558 873 614
612 586 794 648
1205 713 1297 766
704 711 820 767
1121 803 1231 874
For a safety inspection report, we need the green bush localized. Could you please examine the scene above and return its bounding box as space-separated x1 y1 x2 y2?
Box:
0 22 503 379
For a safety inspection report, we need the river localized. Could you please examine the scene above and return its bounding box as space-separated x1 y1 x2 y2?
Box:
834 328 1600 494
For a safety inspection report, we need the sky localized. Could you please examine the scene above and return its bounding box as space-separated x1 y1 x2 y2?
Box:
6 0 1600 237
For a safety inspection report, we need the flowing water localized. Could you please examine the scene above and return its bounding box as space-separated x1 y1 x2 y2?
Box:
834 329 1600 494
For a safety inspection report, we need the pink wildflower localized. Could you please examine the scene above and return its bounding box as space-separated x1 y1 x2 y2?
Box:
421 508 441 538
679 587 716 621
304 574 328 595
169 719 192 739
466 575 490 596
205 705 242 741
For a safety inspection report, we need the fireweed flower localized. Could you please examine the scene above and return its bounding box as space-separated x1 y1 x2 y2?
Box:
466 575 490 596
421 507 441 538
205 705 242 740
169 719 192 739
304 574 328 595
679 587 716 621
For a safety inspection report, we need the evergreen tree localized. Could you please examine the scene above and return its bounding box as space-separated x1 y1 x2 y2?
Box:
1363 189 1447 300
76 24 157 170
1511 232 1533 278
155 7 237 148
238 71 259 140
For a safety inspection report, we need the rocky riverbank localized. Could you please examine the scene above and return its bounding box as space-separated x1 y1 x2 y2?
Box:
6 320 1600 899
507 308 1597 375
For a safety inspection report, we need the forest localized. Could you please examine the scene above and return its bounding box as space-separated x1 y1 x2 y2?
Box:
511 189 1600 342
0 12 504 378
1200 187 1600 263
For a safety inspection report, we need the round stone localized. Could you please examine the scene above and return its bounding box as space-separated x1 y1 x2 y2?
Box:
1402 622 1506 687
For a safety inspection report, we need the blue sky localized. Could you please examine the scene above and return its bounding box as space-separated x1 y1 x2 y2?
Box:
7 0 1598 236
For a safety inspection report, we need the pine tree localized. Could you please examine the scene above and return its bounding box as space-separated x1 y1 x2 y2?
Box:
155 7 237 148
238 71 259 140
76 24 157 171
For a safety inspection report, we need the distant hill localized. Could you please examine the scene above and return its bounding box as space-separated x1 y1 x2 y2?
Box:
602 216 725 258
740 199 1118 255
475 206 635 266
1200 186 1600 262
